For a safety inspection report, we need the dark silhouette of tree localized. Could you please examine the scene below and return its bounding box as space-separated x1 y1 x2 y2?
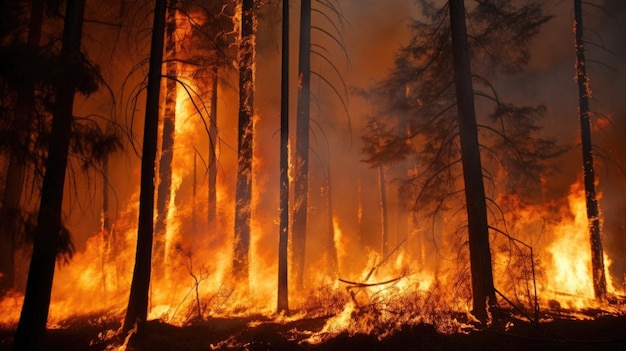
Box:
573 0 606 301
154 0 178 277
277 0 289 313
292 0 349 289
12 0 87 348
208 65 218 227
233 0 255 283
292 0 311 291
448 0 495 323
123 0 167 336
0 0 43 296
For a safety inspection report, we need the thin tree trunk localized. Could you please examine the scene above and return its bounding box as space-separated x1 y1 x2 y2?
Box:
154 0 178 276
192 152 197 232
0 0 44 296
277 0 289 313
292 0 311 290
325 164 339 278
123 0 167 335
101 157 111 291
573 0 606 300
102 158 111 234
378 164 389 259
448 0 496 324
233 0 255 282
12 1 85 348
208 65 218 227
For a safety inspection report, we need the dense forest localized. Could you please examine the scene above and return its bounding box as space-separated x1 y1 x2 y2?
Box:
0 0 625 350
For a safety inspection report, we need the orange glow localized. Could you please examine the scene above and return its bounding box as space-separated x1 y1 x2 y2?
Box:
2 3 625 344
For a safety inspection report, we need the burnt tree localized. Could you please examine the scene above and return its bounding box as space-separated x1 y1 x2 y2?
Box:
13 0 86 348
208 64 218 227
448 0 496 323
123 0 167 335
233 0 255 283
277 0 289 313
573 0 606 300
154 0 178 275
292 0 311 290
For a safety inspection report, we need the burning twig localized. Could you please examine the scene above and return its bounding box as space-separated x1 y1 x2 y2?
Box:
338 276 404 288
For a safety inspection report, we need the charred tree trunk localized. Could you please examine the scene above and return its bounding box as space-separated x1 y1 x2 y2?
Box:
154 0 178 276
0 0 44 296
101 157 112 290
102 158 111 234
12 0 85 349
233 0 255 283
292 0 311 290
277 0 289 313
448 0 496 323
378 164 389 259
573 0 606 300
325 164 339 278
208 65 218 227
123 0 167 335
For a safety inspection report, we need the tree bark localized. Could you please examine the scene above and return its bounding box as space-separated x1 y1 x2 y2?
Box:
378 164 389 259
154 0 178 277
12 0 85 349
573 0 606 300
448 0 496 324
233 0 255 283
208 65 218 227
277 0 289 313
325 164 339 278
292 0 311 290
123 0 167 335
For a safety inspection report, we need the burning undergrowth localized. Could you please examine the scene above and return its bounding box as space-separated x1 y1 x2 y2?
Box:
1 174 626 348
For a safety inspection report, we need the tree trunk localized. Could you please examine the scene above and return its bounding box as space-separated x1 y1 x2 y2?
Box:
0 0 44 296
277 0 289 313
448 0 496 324
154 0 178 277
573 0 606 300
292 0 311 290
123 0 167 335
12 0 85 349
208 65 218 227
325 164 339 278
378 164 389 259
233 0 255 283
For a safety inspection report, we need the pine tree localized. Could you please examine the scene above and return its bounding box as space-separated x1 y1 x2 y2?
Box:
233 0 256 283
277 0 289 313
449 0 495 322
361 0 557 322
292 0 311 290
154 0 178 276
123 0 167 335
13 0 86 348
573 0 606 300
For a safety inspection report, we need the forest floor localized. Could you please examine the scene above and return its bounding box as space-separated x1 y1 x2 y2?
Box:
1 308 625 351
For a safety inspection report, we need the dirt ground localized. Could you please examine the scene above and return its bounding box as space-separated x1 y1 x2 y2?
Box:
1 309 625 351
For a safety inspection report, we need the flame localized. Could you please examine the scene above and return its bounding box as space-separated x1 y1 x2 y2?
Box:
3 3 625 342
545 182 594 307
543 180 619 310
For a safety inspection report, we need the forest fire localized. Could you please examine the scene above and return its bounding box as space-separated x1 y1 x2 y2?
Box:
546 182 602 309
1 0 626 350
